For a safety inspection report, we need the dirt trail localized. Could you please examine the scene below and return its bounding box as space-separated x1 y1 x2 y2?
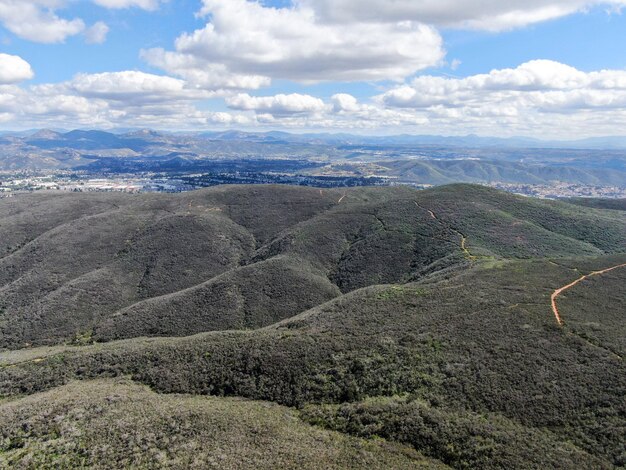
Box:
414 201 475 260
550 262 626 326
0 357 46 369
460 237 474 260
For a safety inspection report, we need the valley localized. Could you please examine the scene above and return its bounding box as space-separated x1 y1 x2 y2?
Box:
2 129 626 200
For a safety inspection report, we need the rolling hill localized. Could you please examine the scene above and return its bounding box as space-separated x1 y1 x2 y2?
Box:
379 158 626 186
1 184 625 469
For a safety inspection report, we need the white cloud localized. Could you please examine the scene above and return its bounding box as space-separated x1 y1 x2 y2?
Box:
226 92 429 129
144 0 444 84
91 0 162 10
0 84 108 123
0 0 85 43
0 0 164 44
331 93 360 112
298 0 626 31
68 71 208 103
0 70 250 130
4 58 626 138
372 60 626 136
0 53 34 84
328 93 430 127
0 88 242 130
84 21 109 44
141 48 270 91
69 71 185 99
380 60 626 109
226 93 326 115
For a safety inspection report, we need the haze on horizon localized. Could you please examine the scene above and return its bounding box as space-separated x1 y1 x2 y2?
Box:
1 0 626 139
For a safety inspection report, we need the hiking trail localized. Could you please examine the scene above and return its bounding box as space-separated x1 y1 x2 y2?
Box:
550 263 626 326
414 201 476 260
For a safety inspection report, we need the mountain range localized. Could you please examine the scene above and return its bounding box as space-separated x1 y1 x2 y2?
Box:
1 184 625 468
5 128 626 149
2 129 626 188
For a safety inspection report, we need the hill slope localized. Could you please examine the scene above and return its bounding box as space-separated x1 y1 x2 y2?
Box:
1 184 625 469
0 378 442 470
1 185 625 348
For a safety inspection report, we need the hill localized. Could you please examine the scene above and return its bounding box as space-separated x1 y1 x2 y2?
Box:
379 159 626 186
0 378 442 469
1 184 625 348
1 184 625 468
568 197 626 211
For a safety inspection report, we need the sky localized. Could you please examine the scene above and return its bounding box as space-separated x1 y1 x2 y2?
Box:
1 0 626 138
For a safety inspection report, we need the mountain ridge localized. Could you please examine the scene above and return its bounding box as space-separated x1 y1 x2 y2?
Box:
1 184 625 469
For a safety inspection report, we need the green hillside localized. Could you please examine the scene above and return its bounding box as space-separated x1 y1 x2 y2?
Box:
379 159 626 186
1 184 625 348
568 197 626 211
1 184 625 468
0 378 442 469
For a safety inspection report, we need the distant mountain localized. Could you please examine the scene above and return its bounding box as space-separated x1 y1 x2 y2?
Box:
25 129 127 151
1 129 626 187
28 129 63 140
379 158 626 186
7 128 626 150
196 130 626 149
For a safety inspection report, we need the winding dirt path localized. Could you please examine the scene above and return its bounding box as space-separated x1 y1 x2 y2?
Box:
414 201 475 260
460 236 475 260
550 262 626 326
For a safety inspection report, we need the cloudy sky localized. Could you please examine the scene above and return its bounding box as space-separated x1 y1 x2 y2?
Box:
1 0 626 137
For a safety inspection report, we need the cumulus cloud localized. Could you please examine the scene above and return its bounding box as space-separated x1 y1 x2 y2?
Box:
225 91 429 128
4 58 626 137
143 0 444 85
0 0 165 44
226 93 326 115
141 48 270 91
84 21 109 44
68 71 210 104
0 69 250 130
331 93 360 112
0 0 85 43
202 61 626 135
298 0 626 31
379 60 626 110
372 60 626 136
0 84 108 124
328 93 430 127
0 53 34 84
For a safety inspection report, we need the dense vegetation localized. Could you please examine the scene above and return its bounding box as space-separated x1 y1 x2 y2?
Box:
2 184 624 349
0 379 440 469
1 184 625 468
568 197 626 211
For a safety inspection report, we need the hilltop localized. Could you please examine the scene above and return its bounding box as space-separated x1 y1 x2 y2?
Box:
1 184 625 469
1 184 625 349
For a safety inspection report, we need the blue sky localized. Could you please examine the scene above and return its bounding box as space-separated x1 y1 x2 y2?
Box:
1 0 626 137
